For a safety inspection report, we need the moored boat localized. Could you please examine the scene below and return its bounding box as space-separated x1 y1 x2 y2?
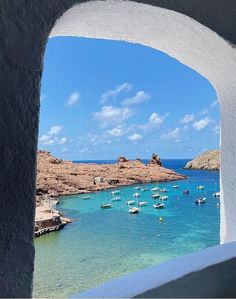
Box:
100 203 112 209
82 195 90 200
126 200 135 206
137 201 148 207
213 192 220 198
111 190 121 195
141 187 148 191
160 188 168 193
111 196 121 201
153 203 165 209
183 190 190 195
197 185 204 190
151 187 159 191
129 207 140 214
160 196 168 201
195 197 206 205
133 192 140 198
134 186 141 190
172 185 179 189
152 193 161 199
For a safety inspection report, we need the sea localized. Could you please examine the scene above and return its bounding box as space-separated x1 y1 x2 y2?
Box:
33 159 220 298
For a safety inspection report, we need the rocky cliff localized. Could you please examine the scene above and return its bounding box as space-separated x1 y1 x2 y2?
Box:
184 150 220 170
36 151 186 198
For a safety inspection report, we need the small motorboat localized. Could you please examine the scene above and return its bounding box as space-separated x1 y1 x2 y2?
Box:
183 190 190 195
141 187 148 191
151 187 159 191
138 201 148 207
213 192 220 198
153 203 165 209
172 185 179 189
133 192 140 198
160 196 168 201
111 196 121 202
152 193 161 199
160 188 168 193
197 185 204 190
195 197 206 205
126 200 136 206
134 186 141 190
111 190 121 195
82 195 90 200
100 203 112 209
129 207 140 214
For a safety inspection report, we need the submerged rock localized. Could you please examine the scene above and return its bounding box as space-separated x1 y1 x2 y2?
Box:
184 150 220 170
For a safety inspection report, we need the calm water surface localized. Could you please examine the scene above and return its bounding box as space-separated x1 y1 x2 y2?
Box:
34 159 220 298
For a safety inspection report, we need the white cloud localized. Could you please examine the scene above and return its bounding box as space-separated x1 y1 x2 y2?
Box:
39 125 67 146
67 92 80 106
107 125 126 137
40 94 46 102
122 91 150 106
100 82 132 104
210 100 219 109
94 106 133 127
139 112 169 131
48 125 63 135
39 134 50 142
161 127 181 140
128 133 143 142
180 114 194 124
213 125 220 135
193 117 210 130
58 137 67 144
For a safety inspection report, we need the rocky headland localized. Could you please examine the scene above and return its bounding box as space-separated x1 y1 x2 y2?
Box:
184 150 220 171
35 150 187 236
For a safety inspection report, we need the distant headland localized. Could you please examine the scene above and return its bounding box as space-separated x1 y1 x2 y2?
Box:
184 150 220 171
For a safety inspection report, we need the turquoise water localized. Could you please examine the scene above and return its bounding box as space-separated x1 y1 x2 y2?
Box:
33 160 220 298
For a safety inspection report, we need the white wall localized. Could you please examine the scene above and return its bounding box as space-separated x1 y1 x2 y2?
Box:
51 0 236 243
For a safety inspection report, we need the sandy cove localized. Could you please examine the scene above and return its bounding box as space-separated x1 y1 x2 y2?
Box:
35 151 187 236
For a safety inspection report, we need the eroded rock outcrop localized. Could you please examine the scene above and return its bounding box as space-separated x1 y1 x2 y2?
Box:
184 150 220 170
149 153 162 166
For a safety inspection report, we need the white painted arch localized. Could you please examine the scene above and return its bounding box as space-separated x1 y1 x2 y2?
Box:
51 0 236 243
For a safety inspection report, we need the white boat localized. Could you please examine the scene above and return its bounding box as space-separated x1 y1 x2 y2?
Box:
137 201 147 207
195 197 206 205
160 188 168 193
111 196 121 201
100 203 112 209
152 193 161 199
129 207 140 214
151 187 159 191
153 203 165 209
172 185 179 189
160 196 168 201
82 195 90 200
197 185 204 190
134 186 141 190
141 187 148 191
126 200 136 206
111 190 121 195
213 192 220 197
133 192 140 198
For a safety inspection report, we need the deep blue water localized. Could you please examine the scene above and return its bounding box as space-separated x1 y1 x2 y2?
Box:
34 159 220 298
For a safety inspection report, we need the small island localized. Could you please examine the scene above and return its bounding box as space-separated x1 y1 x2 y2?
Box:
35 151 187 236
184 150 220 171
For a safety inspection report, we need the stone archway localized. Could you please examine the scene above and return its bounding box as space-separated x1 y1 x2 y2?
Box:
0 0 235 297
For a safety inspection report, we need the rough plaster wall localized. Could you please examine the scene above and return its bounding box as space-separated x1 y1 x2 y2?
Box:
0 0 235 297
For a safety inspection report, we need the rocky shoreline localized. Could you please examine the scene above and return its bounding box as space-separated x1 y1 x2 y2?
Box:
184 150 220 171
35 151 187 236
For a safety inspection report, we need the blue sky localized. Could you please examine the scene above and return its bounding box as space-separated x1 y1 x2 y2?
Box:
39 37 220 160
